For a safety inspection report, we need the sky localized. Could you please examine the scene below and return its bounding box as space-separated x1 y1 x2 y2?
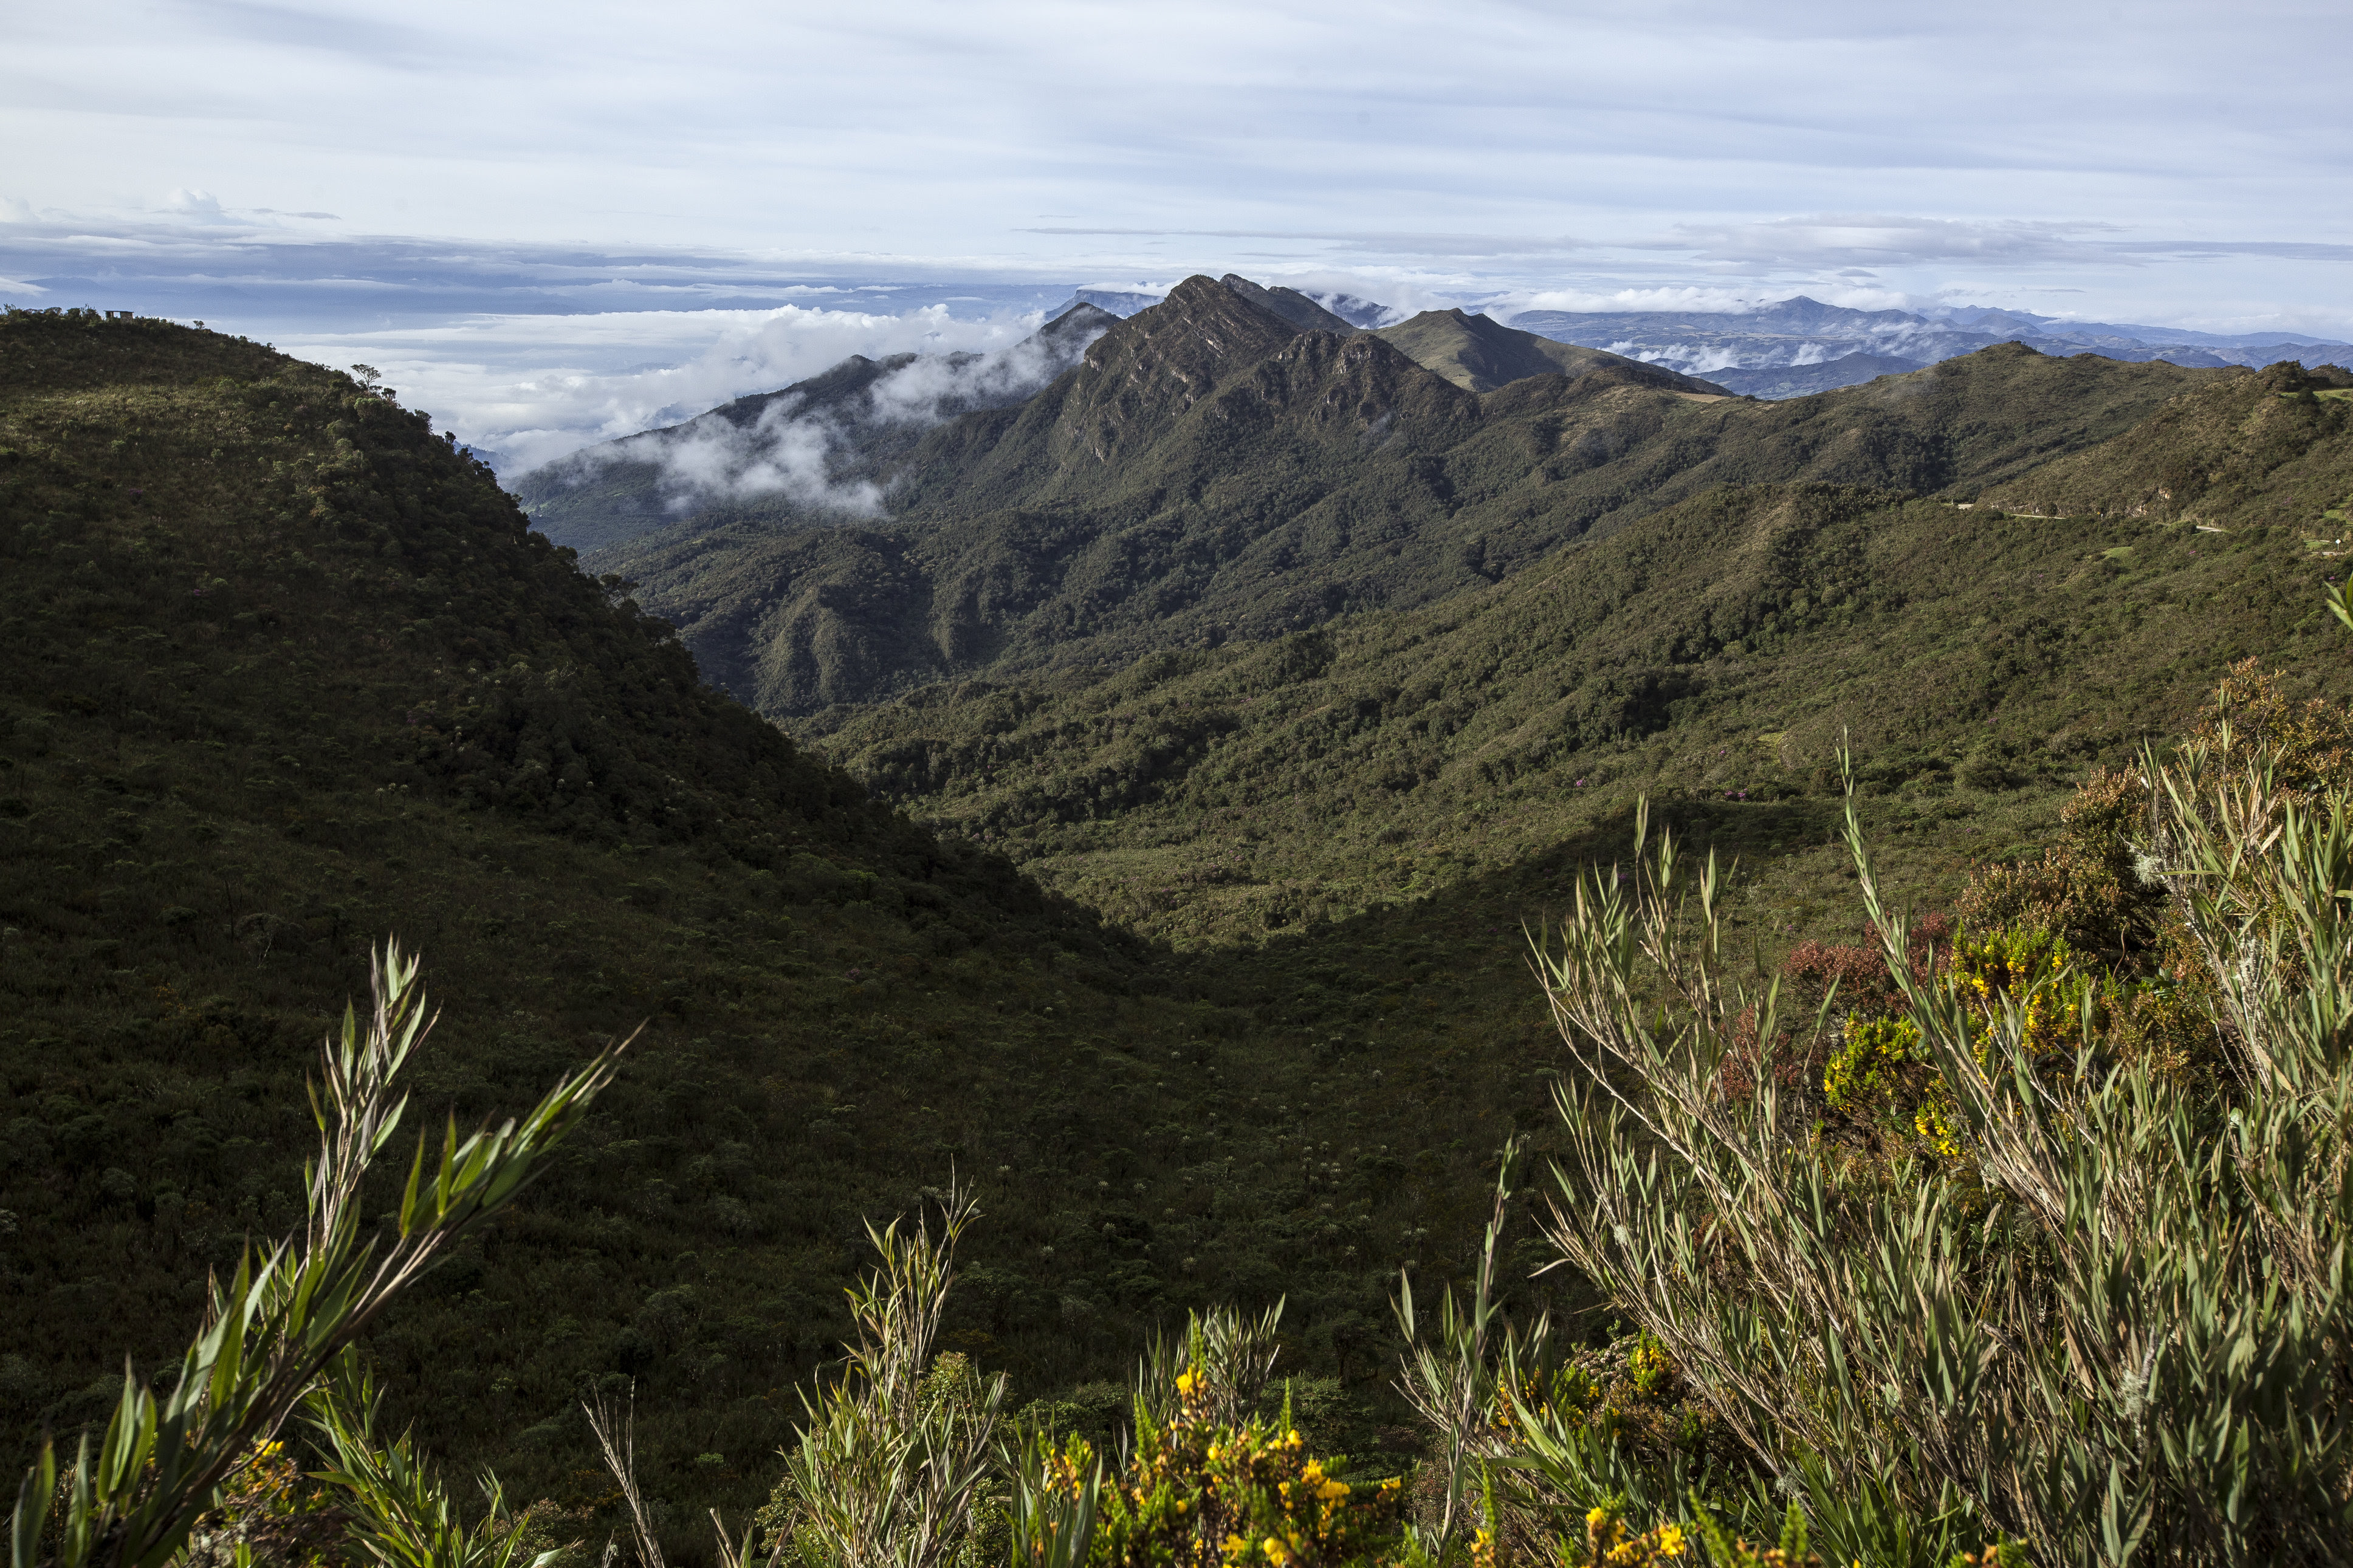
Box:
5 0 2349 467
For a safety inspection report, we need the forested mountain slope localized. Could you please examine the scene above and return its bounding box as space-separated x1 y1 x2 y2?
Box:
601 285 2230 722
821 478 2353 946
1981 359 2353 526
0 310 1569 1528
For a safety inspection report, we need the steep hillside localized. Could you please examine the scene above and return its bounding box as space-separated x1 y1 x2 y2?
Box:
1217 273 1360 332
1372 308 1726 395
820 480 2353 947
0 310 1572 1533
610 326 2227 719
1980 359 2353 528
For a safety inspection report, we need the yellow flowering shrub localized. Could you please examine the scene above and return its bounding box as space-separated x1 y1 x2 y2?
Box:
1947 925 2081 1057
1027 1364 1405 1568
179 1439 347 1567
1624 1335 1674 1400
1568 1501 1691 1566
1821 1013 1925 1118
1827 922 2096 1157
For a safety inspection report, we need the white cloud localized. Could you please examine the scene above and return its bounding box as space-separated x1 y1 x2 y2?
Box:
1654 215 2121 269
521 310 1106 509
5 1 2345 273
160 188 232 222
284 298 1094 473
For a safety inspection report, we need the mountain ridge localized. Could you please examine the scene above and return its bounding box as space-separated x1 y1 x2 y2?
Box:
606 337 2237 719
510 280 1714 555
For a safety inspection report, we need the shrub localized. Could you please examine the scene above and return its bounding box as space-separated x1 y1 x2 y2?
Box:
1530 731 2353 1564
9 942 626 1568
1011 1304 1404 1568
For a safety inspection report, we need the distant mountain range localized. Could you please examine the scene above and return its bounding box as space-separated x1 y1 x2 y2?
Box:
505 273 2343 726
510 278 1725 555
1039 284 2353 401
1503 296 2353 399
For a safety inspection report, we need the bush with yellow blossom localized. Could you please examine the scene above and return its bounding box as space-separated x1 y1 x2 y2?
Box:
177 1439 347 1567
1018 1363 1406 1568
1823 921 2094 1157
1564 1499 1692 1567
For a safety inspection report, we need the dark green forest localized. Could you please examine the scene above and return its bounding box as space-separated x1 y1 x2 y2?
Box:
7 290 2353 1567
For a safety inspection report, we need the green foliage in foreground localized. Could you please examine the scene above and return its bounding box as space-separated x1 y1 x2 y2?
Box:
13 940 621 1568
13 716 2345 1564
1532 746 2353 1563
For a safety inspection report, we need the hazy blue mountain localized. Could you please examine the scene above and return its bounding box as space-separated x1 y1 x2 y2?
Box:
1503 295 2353 398
2033 320 2352 349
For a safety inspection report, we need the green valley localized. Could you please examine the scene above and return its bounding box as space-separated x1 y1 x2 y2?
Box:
0 310 1570 1537
7 276 2353 1566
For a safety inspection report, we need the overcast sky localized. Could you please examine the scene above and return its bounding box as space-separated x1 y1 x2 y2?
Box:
5 0 2349 462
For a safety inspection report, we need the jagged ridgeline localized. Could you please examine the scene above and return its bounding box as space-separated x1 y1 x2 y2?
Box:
0 312 1566 1521
520 275 1730 715
546 275 2301 723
